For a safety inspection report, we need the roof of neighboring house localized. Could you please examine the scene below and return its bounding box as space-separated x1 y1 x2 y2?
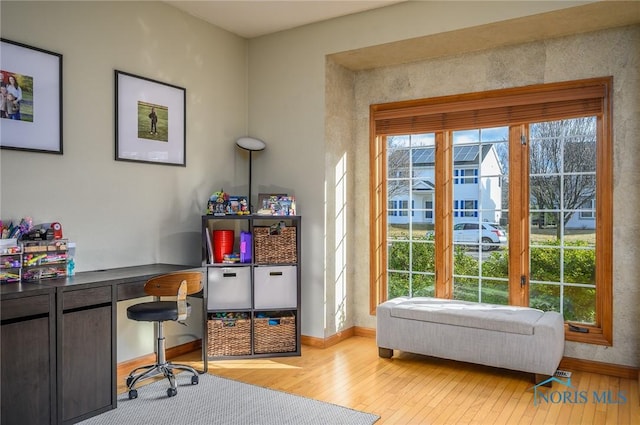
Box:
413 179 435 191
412 145 494 166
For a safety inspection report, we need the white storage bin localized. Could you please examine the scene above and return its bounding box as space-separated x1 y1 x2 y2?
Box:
254 265 297 309
207 266 251 310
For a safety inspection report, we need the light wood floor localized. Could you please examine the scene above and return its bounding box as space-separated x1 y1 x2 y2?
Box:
118 336 639 424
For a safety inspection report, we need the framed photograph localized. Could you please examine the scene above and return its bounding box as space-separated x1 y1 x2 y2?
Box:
258 193 286 212
0 39 63 154
257 193 296 216
115 70 186 166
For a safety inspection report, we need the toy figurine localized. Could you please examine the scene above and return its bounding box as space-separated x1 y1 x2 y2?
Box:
208 189 229 216
239 197 249 214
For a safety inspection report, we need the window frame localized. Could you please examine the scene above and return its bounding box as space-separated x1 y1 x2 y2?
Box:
369 77 613 346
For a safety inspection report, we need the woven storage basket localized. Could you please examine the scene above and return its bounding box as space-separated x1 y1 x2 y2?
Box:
253 226 297 264
207 318 251 356
253 315 296 354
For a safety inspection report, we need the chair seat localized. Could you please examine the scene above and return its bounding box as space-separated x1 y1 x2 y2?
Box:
127 301 191 322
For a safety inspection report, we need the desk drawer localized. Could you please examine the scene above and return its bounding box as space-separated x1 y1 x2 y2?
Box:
117 280 147 301
63 286 112 310
1 294 50 320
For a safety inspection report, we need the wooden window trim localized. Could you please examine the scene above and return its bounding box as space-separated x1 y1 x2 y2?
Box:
370 77 613 346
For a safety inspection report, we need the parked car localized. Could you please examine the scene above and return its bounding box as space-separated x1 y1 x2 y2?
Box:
453 222 507 251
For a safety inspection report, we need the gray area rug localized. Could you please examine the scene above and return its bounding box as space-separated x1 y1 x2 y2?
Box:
79 373 379 425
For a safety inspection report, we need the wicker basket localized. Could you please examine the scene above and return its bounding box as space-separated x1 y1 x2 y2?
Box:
253 315 296 354
207 318 251 356
253 226 297 264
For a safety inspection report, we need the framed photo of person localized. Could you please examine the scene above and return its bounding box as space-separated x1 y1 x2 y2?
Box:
0 39 63 154
115 70 186 166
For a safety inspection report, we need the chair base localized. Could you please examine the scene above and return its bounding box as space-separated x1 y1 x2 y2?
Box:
126 361 199 399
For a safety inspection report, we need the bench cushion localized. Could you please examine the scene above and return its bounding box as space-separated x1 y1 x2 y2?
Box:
389 297 544 335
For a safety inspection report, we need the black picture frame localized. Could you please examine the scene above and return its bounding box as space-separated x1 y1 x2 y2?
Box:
115 70 186 166
0 39 63 154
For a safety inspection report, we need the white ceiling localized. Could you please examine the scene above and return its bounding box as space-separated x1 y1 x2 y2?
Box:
165 0 406 39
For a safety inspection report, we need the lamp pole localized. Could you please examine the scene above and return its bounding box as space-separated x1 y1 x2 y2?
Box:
248 150 253 213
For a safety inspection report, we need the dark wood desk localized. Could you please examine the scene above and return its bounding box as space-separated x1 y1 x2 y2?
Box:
0 263 198 425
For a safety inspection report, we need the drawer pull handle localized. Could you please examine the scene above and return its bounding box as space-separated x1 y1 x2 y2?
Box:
223 273 237 278
269 271 283 276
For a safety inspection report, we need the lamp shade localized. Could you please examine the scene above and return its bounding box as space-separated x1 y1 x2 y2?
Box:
236 137 266 151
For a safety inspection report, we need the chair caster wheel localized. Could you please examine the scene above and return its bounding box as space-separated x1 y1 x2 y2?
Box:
167 387 177 397
191 375 199 385
128 389 138 399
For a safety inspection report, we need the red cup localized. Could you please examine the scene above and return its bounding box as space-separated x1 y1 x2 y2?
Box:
213 230 234 263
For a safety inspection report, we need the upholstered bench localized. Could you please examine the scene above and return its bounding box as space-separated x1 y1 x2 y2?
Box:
377 296 565 383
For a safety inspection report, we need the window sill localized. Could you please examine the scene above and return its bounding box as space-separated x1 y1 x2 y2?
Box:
564 324 611 346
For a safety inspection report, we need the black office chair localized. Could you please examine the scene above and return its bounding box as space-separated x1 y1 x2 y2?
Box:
125 271 203 399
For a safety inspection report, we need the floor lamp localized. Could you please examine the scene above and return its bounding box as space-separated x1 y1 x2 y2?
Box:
236 136 266 213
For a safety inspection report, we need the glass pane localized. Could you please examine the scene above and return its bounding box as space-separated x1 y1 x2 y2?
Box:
565 228 595 248
388 179 410 204
562 117 597 173
481 251 509 279
529 138 561 175
530 282 561 313
388 241 409 269
563 175 595 210
563 286 596 324
563 247 595 284
411 133 436 148
412 273 435 297
481 279 509 305
453 277 479 302
530 246 561 282
530 176 561 210
387 148 410 179
480 126 509 143
453 246 479 276
453 129 479 144
411 241 435 273
388 272 409 299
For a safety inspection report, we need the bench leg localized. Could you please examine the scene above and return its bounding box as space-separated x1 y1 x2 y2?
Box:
378 347 394 358
534 374 553 387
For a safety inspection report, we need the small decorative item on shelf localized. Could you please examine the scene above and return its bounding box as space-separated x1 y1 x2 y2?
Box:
256 193 296 216
207 189 229 216
222 253 240 263
226 196 249 215
1 217 33 240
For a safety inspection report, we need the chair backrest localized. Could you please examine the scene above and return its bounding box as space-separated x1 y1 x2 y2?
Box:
144 271 203 297
144 271 203 322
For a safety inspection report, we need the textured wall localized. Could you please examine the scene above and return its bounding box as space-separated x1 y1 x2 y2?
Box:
339 25 640 366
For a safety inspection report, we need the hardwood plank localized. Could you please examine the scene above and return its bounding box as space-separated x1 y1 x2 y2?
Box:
117 336 640 424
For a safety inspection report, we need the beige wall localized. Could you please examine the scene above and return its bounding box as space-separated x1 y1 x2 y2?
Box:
1 1 248 272
0 0 247 360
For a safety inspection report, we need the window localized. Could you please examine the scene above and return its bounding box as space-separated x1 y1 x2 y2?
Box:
425 200 433 220
369 78 613 345
454 168 478 184
580 199 596 219
455 200 478 217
